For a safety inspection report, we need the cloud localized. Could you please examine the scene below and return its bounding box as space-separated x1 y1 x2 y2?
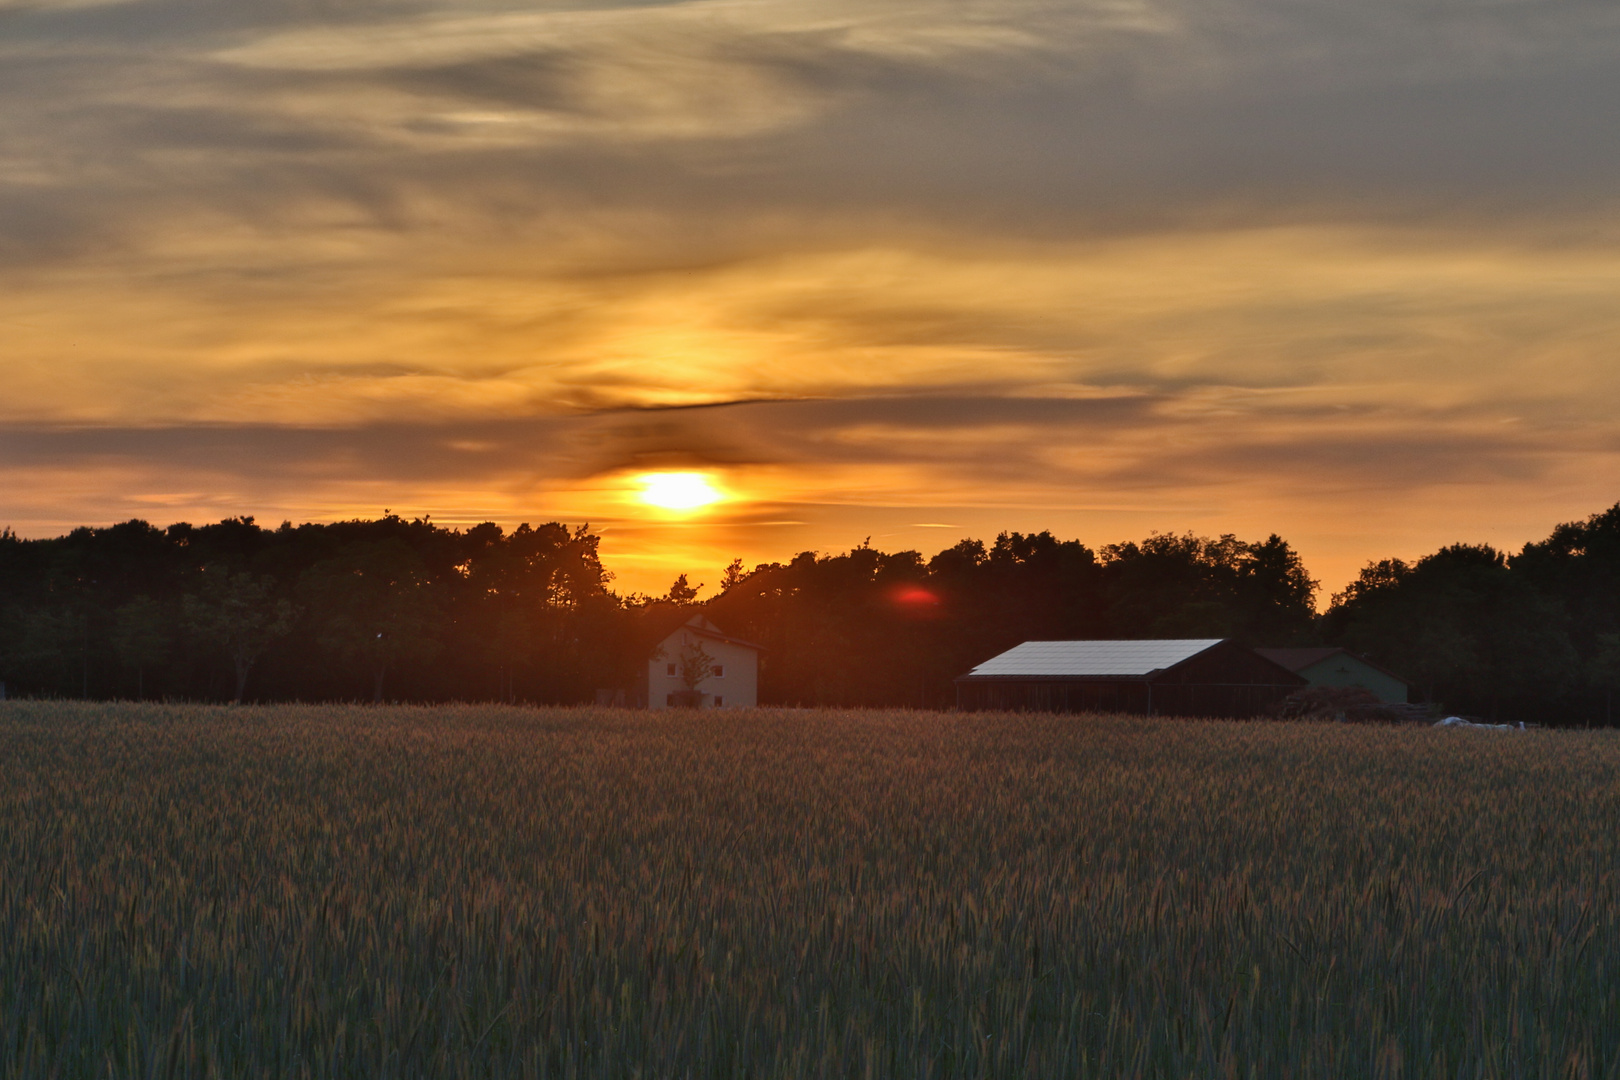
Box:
0 0 140 10
2 388 1615 594
1 0 1618 591
4 227 1618 426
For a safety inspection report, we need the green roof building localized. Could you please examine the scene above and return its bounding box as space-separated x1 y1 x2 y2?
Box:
1255 647 1410 704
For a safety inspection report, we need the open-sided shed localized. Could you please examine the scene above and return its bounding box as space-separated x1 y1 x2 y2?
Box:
954 638 1307 717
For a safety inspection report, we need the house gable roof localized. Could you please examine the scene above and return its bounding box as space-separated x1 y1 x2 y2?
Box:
641 609 765 655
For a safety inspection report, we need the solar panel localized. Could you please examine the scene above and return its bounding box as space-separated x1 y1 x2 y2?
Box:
966 639 1225 677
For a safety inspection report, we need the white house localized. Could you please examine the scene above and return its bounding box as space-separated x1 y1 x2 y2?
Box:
637 613 762 709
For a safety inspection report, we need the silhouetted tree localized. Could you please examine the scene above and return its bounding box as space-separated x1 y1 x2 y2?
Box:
1097 532 1315 642
652 635 716 707
111 596 170 699
299 540 441 703
1325 544 1576 720
4 503 1618 723
666 574 702 605
0 606 78 695
182 571 296 704
1592 634 1620 726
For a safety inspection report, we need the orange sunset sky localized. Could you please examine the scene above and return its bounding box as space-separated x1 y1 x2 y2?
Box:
3 0 1618 598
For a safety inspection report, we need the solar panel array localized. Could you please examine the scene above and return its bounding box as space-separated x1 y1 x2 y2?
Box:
965 639 1225 677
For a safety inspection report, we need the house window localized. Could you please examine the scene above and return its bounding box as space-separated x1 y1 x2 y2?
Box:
712 664 724 678
714 695 724 706
666 662 676 677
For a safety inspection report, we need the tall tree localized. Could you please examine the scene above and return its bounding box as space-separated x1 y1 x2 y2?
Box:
299 540 442 703
1326 544 1577 720
182 571 296 704
665 574 702 605
111 596 170 699
1591 634 1620 726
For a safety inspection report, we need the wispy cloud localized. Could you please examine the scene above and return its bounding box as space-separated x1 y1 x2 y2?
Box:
1 389 1613 590
1 0 1618 591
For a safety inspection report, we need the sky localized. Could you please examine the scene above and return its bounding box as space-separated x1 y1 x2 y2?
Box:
3 0 1618 599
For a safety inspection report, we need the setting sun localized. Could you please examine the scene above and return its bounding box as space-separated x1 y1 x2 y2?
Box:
636 471 724 512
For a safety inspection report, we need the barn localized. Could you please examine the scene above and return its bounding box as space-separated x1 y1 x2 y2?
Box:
954 639 1307 717
1255 647 1411 704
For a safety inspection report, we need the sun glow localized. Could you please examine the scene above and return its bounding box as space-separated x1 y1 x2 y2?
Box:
636 471 724 511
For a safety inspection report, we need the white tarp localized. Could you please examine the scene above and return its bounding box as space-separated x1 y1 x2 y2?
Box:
1435 716 1525 730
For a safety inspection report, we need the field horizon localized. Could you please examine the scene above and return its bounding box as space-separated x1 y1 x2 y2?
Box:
4 702 1618 1077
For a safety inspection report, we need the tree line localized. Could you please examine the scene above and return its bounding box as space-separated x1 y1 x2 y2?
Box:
0 503 1615 724
0 516 624 705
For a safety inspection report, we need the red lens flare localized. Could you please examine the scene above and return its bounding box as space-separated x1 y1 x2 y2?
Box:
891 585 940 607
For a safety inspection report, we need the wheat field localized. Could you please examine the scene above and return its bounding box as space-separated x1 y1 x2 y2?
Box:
2 702 1617 1078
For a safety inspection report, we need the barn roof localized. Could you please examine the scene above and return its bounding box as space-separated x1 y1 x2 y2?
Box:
1255 646 1409 686
1253 647 1342 672
963 639 1226 678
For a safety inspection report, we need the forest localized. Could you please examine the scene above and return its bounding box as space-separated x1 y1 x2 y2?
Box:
0 503 1616 725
